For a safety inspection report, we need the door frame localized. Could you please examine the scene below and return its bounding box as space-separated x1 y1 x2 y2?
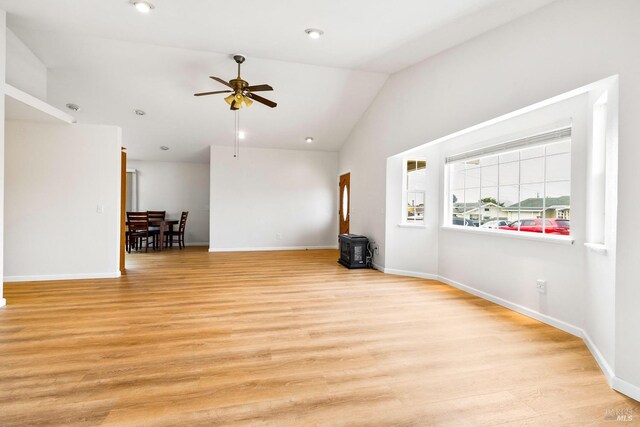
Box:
120 148 126 272
339 172 350 235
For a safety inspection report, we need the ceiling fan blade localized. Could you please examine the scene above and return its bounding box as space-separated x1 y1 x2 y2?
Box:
210 76 233 88
230 100 239 110
247 92 277 108
246 84 273 92
194 90 233 96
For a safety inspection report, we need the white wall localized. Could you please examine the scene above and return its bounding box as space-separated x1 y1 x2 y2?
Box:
210 145 338 251
583 85 619 378
4 121 121 281
0 9 6 307
339 0 640 399
127 160 210 245
385 92 591 326
6 29 46 100
384 151 440 276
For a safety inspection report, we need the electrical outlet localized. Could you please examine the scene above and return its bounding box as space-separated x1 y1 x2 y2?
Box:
276 233 282 240
536 280 547 294
96 204 104 214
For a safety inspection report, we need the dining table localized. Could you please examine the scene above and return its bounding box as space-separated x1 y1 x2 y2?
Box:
150 219 179 251
127 219 180 251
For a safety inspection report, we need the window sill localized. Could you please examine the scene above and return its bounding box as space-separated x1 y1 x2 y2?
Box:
440 225 575 245
398 222 427 229
584 242 608 255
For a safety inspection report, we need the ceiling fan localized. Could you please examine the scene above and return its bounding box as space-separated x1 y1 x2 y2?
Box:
194 55 277 110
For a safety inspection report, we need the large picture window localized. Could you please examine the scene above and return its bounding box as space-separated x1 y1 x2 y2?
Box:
404 160 426 222
446 128 571 235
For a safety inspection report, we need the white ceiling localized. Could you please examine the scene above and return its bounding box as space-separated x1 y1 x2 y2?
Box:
0 0 556 162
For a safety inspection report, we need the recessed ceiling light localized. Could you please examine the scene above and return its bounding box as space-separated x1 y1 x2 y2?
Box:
65 103 80 112
238 131 246 140
134 109 146 116
305 28 324 39
305 137 314 144
160 146 170 151
131 0 154 13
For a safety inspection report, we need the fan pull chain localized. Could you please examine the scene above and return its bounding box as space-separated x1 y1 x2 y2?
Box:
234 110 240 159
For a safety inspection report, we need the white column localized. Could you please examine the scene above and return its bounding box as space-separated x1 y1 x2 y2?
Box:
0 9 6 307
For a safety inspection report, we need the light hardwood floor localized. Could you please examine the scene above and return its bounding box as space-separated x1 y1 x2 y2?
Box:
1 248 638 426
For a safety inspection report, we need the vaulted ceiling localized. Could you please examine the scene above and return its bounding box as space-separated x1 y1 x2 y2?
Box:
0 0 556 162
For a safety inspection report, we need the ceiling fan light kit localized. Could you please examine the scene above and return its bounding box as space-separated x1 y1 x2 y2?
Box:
195 55 278 159
194 54 277 111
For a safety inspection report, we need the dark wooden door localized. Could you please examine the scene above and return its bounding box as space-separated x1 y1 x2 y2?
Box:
339 173 350 235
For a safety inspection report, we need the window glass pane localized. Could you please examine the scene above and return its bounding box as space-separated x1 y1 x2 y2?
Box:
520 146 545 160
545 153 571 182
450 162 466 190
480 187 498 225
546 140 570 155
464 187 480 223
481 165 499 187
497 185 517 225
407 192 425 221
519 183 544 225
481 186 498 202
546 181 571 223
520 157 545 184
499 151 519 163
499 161 519 186
465 167 481 189
479 155 498 167
408 169 426 191
407 159 426 192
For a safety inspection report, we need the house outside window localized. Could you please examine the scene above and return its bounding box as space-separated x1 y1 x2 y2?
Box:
404 160 426 222
447 127 571 235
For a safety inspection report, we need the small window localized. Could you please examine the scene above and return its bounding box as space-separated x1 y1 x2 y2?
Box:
403 160 426 223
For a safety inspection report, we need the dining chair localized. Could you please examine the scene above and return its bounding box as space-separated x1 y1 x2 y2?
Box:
147 211 166 249
165 211 189 250
127 211 153 253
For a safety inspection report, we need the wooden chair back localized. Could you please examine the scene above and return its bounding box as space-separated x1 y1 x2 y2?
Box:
148 211 166 222
127 211 149 232
179 211 189 233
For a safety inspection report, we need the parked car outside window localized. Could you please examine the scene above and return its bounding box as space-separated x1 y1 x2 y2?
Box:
451 217 477 227
498 218 570 235
480 220 510 229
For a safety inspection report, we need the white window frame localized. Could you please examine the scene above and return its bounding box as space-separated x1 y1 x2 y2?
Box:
402 159 426 225
443 127 574 243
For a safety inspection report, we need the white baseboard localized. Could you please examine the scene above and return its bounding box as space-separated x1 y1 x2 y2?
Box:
0 298 5 308
612 376 640 403
4 271 121 283
379 267 439 281
209 245 338 253
582 331 615 385
437 275 583 337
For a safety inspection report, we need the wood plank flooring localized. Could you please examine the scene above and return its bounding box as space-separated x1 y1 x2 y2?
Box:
1 248 638 426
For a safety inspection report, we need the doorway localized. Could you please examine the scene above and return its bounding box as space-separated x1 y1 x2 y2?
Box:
339 172 350 235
